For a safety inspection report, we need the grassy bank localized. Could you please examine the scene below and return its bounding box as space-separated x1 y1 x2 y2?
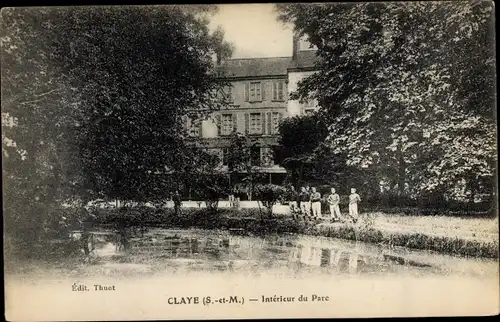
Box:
314 224 498 259
80 207 499 259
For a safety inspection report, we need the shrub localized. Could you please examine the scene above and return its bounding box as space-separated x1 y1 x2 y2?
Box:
253 184 287 215
190 172 230 212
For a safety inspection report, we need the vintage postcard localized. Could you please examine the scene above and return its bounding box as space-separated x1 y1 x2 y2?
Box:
2 3 498 321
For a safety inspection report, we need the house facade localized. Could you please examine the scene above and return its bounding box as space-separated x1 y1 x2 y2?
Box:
183 35 320 198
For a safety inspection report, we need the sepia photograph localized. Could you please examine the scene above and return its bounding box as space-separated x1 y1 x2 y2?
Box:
2 2 498 320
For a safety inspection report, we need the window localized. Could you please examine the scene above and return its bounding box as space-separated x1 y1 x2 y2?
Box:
249 113 262 134
304 108 315 116
272 81 285 101
221 114 233 136
222 148 230 166
261 147 275 166
226 86 234 103
271 112 281 134
250 146 261 166
249 82 261 101
189 119 200 137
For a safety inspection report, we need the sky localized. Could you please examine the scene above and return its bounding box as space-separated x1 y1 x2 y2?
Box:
208 4 294 59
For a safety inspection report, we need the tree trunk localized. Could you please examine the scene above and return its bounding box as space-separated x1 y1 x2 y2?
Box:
256 200 264 222
299 163 304 187
397 151 406 197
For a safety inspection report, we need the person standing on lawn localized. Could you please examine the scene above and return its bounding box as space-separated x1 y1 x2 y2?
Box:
299 186 310 216
327 187 341 222
288 186 299 214
349 188 361 223
306 185 313 215
173 190 182 216
295 186 301 213
310 187 322 218
228 188 235 208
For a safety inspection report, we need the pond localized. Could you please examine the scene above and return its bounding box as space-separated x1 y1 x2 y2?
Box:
55 227 497 279
6 228 499 320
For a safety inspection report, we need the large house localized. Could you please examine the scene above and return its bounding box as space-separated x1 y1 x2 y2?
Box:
183 35 319 198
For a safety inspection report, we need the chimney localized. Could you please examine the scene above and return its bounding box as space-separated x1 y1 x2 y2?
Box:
292 33 300 61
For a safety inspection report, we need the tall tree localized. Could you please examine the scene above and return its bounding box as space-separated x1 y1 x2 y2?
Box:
188 149 230 212
273 114 328 187
1 5 233 252
276 2 496 203
225 133 266 200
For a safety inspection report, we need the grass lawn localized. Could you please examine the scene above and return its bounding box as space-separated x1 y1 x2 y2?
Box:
364 212 498 244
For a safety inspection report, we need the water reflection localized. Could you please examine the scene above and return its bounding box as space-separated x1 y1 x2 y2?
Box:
73 228 449 276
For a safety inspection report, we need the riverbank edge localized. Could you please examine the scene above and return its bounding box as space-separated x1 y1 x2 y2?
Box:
310 223 499 259
90 208 499 259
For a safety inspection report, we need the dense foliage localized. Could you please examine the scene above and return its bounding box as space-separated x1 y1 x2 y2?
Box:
1 6 232 253
273 114 328 187
225 132 266 200
276 2 496 205
253 184 287 215
189 151 230 211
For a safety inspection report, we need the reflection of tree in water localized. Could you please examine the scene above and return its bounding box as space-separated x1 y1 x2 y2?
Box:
124 234 231 263
261 234 301 269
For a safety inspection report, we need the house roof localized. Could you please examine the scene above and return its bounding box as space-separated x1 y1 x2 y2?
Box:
216 57 291 78
215 50 320 78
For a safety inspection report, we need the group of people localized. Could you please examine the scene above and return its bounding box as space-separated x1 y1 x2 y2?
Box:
173 185 361 223
289 186 361 223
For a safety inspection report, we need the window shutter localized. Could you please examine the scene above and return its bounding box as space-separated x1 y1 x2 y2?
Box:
244 113 249 135
261 113 266 135
261 82 265 101
215 114 221 137
267 112 272 134
232 113 237 133
244 83 249 102
260 112 265 134
278 113 284 133
272 82 277 101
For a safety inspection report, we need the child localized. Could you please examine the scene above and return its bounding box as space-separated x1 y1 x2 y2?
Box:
349 188 361 223
327 188 341 222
